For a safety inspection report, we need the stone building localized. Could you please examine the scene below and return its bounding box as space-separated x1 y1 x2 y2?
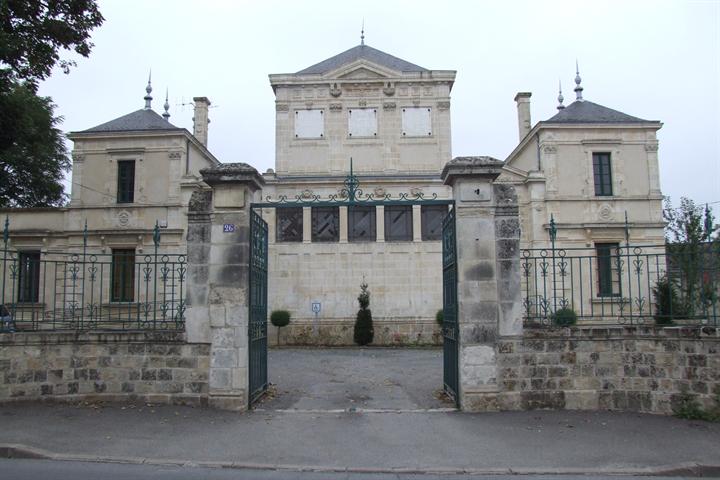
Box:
1 42 667 338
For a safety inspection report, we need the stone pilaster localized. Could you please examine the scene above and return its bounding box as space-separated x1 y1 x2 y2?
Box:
442 157 522 411
188 163 264 411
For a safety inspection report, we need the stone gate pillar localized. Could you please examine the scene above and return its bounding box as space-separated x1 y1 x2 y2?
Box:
442 157 522 411
185 163 264 410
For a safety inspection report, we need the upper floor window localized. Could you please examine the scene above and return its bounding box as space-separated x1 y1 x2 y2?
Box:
592 153 612 196
401 107 432 137
312 207 339 242
348 108 377 137
117 160 135 203
421 205 446 241
385 205 413 241
17 251 40 303
295 109 324 139
349 206 376 242
276 207 303 243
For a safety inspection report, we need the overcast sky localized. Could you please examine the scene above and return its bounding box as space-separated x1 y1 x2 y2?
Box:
38 0 720 211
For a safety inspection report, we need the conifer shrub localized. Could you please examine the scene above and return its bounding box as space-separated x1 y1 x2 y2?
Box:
353 282 374 346
652 276 686 325
436 309 444 326
270 310 291 346
551 307 577 327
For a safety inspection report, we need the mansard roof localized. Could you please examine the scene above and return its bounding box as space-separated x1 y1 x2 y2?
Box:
81 109 182 133
296 44 428 75
545 100 652 124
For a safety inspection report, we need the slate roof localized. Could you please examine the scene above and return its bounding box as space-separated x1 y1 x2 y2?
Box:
545 100 653 124
296 44 428 75
81 109 182 133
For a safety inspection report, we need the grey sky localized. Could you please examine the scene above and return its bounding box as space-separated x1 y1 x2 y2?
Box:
38 0 720 209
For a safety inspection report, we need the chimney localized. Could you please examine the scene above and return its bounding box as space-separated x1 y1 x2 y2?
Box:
192 97 211 147
514 92 532 141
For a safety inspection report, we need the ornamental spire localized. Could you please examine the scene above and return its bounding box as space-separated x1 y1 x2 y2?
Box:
557 80 565 110
361 19 365 45
162 88 170 121
574 60 584 101
144 69 153 109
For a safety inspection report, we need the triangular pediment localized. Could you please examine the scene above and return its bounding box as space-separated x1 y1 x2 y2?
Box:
338 67 388 80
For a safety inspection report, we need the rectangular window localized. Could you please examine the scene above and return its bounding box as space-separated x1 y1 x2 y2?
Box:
294 109 324 139
276 207 303 242
592 153 612 196
401 107 432 137
349 206 376 242
117 160 135 203
311 207 339 242
111 249 135 302
348 108 377 137
421 205 447 241
596 243 621 297
17 251 40 303
384 205 413 241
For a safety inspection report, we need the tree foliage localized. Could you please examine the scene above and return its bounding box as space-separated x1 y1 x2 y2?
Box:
0 0 104 86
0 0 104 207
0 79 70 207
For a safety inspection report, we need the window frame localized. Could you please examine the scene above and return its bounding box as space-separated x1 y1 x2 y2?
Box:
311 206 339 242
276 207 303 243
111 248 136 302
117 160 136 204
595 242 621 298
384 205 413 242
348 206 376 242
592 152 613 197
17 250 41 303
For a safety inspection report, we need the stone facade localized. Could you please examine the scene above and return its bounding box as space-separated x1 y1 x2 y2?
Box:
493 327 720 414
0 331 210 406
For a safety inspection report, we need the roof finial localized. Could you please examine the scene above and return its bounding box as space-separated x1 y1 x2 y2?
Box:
574 60 584 101
361 18 365 45
557 80 565 110
144 69 153 109
162 88 170 121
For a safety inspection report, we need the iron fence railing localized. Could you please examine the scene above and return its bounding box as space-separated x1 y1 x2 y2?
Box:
521 242 720 327
0 220 186 333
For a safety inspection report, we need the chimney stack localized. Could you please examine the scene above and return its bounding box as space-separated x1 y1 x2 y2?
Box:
514 92 532 141
192 97 211 147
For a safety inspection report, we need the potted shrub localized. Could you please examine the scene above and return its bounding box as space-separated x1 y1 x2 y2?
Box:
270 310 291 346
551 307 577 327
353 282 374 346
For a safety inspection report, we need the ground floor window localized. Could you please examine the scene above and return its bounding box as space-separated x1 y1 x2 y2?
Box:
349 206 376 242
384 205 413 242
17 251 40 303
421 205 446 241
111 248 135 302
596 243 621 297
277 207 303 242
312 207 339 242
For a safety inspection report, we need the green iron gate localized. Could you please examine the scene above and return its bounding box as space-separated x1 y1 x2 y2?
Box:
247 160 458 408
442 207 459 406
248 209 268 406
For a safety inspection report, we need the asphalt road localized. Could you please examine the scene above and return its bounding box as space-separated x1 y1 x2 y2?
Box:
0 459 704 480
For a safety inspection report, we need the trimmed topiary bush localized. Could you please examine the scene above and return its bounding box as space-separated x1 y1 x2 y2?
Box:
353 282 374 346
436 309 444 326
551 307 577 327
270 310 291 346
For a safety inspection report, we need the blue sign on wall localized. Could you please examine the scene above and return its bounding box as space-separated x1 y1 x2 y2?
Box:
223 224 236 233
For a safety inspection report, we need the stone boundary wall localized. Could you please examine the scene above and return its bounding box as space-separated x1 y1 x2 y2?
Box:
495 326 719 414
0 332 210 406
270 318 442 346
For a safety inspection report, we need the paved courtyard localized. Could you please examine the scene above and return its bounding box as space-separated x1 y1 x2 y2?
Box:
257 347 451 411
